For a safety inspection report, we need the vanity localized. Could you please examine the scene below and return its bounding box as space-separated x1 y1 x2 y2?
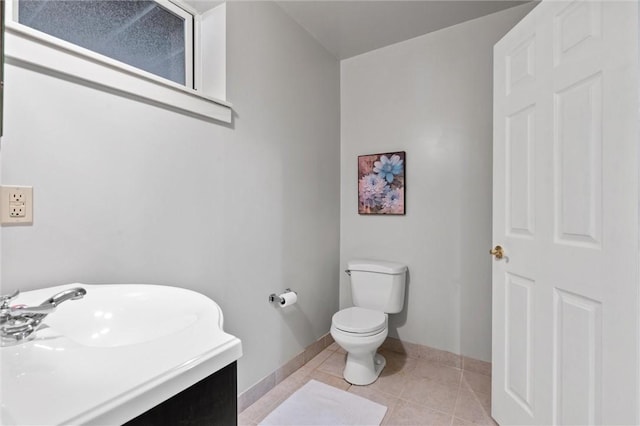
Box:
0 284 243 425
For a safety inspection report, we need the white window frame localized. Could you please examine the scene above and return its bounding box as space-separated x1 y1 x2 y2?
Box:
155 0 195 88
4 0 231 123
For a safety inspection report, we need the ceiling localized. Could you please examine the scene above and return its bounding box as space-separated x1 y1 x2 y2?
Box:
276 1 534 59
184 1 534 60
184 0 225 14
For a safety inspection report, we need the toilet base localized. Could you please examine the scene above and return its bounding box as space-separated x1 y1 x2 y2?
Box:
344 352 386 386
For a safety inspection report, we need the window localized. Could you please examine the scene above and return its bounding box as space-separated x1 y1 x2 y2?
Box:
5 0 230 122
16 0 193 87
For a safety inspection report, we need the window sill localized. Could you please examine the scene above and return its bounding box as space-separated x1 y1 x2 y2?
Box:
5 22 232 124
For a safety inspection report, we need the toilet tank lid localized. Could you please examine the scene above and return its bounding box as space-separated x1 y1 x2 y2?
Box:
347 259 407 274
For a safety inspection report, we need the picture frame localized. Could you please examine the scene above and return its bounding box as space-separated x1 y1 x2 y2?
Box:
358 151 406 215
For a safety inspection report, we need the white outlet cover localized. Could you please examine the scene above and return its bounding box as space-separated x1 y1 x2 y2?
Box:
1 186 33 225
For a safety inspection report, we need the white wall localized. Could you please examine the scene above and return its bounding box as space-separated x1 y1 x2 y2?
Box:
1 1 340 393
340 3 536 362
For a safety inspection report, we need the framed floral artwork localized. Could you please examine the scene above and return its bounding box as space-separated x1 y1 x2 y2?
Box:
358 151 405 215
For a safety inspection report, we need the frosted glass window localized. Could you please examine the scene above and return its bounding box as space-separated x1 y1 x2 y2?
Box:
18 0 191 85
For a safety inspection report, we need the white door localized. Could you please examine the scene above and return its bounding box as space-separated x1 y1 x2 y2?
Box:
492 1 639 424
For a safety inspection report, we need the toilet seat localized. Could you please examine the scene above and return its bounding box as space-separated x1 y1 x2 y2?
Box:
332 307 386 336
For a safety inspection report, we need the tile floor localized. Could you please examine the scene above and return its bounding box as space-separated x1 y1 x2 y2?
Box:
238 343 496 426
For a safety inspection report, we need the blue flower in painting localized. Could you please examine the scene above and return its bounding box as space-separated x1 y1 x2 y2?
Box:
359 173 387 208
381 188 404 214
373 154 403 183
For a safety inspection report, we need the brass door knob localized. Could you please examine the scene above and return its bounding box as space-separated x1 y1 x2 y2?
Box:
490 245 504 260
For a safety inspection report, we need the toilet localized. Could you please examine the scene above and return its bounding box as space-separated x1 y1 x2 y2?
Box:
330 259 407 385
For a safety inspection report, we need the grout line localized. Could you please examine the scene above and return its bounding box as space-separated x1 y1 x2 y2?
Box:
450 372 463 424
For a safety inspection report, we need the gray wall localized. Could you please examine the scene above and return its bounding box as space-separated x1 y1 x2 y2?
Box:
340 4 535 362
1 1 340 393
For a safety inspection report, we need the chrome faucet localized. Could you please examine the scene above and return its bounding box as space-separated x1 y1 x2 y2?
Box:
0 287 87 344
41 287 87 307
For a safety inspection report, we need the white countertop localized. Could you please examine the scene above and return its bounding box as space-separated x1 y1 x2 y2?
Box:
0 283 243 425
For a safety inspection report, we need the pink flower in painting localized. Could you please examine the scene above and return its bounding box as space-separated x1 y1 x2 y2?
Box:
381 188 404 214
358 157 375 176
359 173 387 208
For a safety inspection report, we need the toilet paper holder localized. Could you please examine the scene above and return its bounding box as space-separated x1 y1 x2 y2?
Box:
269 288 296 304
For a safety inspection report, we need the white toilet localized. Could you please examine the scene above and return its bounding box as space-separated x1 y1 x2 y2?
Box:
330 259 407 385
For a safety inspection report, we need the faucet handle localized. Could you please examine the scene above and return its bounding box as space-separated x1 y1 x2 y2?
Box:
0 290 20 309
10 303 56 316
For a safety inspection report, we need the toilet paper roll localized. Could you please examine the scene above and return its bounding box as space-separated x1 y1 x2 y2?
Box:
279 291 297 307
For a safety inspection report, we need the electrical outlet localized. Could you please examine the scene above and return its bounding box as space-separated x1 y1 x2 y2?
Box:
10 204 25 217
1 186 33 225
10 192 24 203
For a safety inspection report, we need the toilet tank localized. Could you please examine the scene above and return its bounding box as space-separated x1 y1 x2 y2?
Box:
347 259 407 314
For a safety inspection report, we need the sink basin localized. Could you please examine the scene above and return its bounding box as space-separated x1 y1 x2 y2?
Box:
44 285 202 348
1 283 242 425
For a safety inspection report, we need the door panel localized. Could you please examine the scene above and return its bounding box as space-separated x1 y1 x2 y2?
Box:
492 1 638 424
553 72 602 247
553 1 602 67
553 289 602 425
505 273 535 415
506 105 536 238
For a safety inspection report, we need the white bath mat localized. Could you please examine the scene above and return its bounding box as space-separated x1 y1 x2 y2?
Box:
259 380 387 425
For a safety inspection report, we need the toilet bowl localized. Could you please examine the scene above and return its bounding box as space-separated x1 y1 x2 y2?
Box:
330 307 388 385
331 259 407 386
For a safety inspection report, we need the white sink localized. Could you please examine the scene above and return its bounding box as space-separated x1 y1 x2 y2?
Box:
0 283 242 425
44 285 202 348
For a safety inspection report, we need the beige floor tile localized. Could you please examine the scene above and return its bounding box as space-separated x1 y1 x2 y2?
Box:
462 357 491 377
475 391 491 415
237 411 258 426
381 336 408 355
304 347 334 369
286 362 314 382
473 393 497 425
383 400 452 426
451 417 475 425
276 374 306 393
349 385 400 409
368 366 412 396
317 351 347 377
413 359 462 387
451 417 497 426
380 348 418 374
307 369 351 390
287 347 339 382
241 375 305 423
349 385 400 425
454 383 493 424
462 370 491 396
328 341 347 354
402 340 426 360
239 340 495 426
364 350 417 397
400 377 460 414
238 391 277 423
412 345 461 369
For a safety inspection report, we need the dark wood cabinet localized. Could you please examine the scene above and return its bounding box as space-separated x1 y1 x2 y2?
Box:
125 362 237 426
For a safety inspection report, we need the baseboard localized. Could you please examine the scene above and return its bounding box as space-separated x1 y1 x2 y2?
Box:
380 337 492 376
237 332 335 413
